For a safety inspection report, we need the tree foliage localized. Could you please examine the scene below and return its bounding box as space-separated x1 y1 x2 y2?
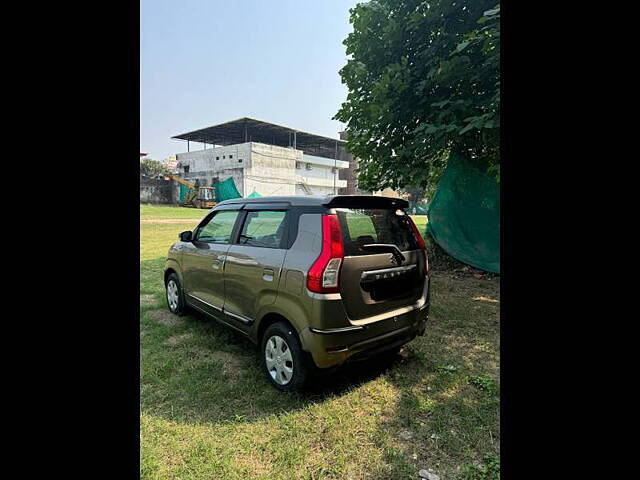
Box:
140 158 167 177
335 0 500 190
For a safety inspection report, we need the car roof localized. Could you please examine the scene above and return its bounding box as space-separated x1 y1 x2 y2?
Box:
216 195 409 209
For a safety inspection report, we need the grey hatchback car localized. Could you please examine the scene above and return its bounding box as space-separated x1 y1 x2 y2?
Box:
164 195 431 391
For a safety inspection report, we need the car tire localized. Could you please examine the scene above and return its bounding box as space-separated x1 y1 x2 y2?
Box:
165 273 186 316
261 322 309 392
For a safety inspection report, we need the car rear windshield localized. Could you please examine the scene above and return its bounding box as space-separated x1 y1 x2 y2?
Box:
335 208 420 256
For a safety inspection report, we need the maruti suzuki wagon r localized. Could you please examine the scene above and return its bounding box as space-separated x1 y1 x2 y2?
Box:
164 195 430 391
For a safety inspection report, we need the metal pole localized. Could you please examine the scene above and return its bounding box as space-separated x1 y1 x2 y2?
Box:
187 140 190 152
334 141 338 194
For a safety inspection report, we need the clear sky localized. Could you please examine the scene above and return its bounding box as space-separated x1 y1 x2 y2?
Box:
141 0 360 160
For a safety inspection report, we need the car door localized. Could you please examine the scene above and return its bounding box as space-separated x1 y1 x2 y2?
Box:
181 207 242 317
223 206 289 329
335 205 427 321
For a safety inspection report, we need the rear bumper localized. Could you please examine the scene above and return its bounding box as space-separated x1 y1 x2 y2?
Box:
302 277 430 368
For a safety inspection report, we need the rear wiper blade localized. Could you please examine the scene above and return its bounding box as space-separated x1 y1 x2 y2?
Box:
362 244 406 265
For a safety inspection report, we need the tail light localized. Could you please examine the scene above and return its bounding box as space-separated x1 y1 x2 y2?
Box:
307 214 344 293
407 215 429 277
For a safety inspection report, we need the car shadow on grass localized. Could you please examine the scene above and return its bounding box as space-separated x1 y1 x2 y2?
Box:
141 258 418 426
141 300 409 425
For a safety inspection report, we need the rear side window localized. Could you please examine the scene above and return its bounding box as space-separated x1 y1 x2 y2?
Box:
239 210 287 248
336 208 419 256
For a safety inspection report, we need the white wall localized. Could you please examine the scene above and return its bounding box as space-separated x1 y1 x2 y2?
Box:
174 142 347 198
176 143 252 173
295 164 346 189
295 184 339 195
243 143 300 196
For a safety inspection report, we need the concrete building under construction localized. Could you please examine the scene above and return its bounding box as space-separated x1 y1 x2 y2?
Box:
172 117 360 197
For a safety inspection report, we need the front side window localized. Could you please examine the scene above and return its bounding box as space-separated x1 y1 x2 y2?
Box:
195 210 240 244
239 211 287 248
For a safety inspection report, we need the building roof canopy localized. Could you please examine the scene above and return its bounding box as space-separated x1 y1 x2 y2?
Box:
172 117 346 159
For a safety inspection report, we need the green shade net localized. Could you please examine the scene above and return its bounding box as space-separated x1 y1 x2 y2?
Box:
212 177 242 202
426 153 500 273
246 191 262 198
179 184 193 203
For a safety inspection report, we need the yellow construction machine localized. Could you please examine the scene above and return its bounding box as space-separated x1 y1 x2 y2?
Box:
166 174 216 209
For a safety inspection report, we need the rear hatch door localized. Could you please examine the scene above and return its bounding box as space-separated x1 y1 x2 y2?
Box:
327 197 426 321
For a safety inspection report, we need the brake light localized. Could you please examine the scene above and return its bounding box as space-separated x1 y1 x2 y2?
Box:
307 214 344 293
407 215 429 276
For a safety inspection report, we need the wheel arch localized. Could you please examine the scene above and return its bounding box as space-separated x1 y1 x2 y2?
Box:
256 312 295 344
164 259 183 286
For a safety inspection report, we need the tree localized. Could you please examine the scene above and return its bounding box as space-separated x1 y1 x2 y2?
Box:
403 184 432 206
334 0 500 191
140 158 167 177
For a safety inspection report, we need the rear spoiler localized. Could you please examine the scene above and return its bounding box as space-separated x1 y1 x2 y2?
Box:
323 195 409 210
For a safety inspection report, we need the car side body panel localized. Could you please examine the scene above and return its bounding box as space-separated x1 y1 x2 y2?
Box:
164 195 431 372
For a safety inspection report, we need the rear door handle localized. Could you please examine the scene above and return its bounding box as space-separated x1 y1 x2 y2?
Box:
212 254 227 269
263 268 275 281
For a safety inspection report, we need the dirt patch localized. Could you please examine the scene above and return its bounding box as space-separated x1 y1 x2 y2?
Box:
472 295 499 304
148 309 183 327
140 294 158 307
211 351 248 379
164 333 193 346
434 271 500 297
184 348 248 380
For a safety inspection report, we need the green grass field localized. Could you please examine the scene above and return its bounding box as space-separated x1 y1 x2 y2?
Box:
412 215 428 234
140 205 499 479
141 204 210 220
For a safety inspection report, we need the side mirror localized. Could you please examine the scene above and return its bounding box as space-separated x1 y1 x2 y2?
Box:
179 231 193 242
